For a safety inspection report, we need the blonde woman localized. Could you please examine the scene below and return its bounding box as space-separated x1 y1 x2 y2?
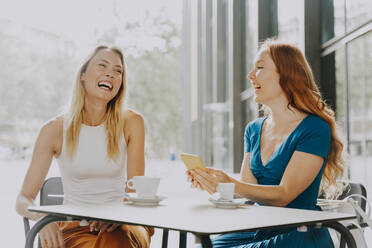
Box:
189 40 344 247
16 46 154 248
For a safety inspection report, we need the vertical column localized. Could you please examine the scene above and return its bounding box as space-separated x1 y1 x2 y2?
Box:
182 0 203 155
319 0 337 111
258 0 277 118
201 0 213 165
304 0 323 91
227 0 246 173
258 0 278 42
182 0 192 153
212 0 227 103
193 0 203 154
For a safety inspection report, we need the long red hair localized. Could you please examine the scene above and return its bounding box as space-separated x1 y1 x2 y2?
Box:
260 40 344 197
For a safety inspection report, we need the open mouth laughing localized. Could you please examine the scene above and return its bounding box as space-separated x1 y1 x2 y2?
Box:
98 81 113 91
253 84 261 92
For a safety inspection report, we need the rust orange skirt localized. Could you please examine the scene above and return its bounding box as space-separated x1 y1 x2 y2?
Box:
49 222 154 248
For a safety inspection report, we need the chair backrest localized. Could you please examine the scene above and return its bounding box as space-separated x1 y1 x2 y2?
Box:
40 177 64 206
23 177 64 248
338 181 367 224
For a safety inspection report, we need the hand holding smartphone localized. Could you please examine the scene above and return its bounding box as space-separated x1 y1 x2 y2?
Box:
180 153 207 171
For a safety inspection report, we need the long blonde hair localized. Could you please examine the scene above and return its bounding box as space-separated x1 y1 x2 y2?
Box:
260 40 344 197
66 46 126 161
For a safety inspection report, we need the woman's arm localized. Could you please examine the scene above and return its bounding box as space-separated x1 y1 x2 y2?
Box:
124 110 145 192
239 153 258 184
230 153 257 198
235 151 323 206
15 118 62 220
192 151 323 207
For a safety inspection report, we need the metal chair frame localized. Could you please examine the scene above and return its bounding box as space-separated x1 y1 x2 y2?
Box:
337 181 368 248
23 177 173 248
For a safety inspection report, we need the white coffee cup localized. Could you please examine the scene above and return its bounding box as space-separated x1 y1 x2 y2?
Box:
126 176 160 198
216 183 235 201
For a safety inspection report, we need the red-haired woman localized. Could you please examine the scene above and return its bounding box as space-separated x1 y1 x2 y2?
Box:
188 40 344 247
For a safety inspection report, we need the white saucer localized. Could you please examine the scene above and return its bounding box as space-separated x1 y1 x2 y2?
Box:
126 194 167 206
317 199 345 210
208 197 246 209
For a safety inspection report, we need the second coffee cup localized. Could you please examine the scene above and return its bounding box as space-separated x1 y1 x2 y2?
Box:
127 176 160 198
216 183 235 201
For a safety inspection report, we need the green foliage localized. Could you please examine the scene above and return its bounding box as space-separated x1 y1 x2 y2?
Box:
0 15 182 159
125 19 182 159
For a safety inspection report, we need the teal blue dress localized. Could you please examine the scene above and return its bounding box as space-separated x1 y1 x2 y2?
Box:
212 115 334 248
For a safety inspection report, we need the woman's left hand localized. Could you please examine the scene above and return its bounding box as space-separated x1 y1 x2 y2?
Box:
89 221 120 233
189 168 232 194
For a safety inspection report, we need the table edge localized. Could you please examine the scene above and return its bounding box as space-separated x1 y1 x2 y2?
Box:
29 208 356 235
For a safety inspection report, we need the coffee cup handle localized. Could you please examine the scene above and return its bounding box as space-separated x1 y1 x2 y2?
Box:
127 179 135 190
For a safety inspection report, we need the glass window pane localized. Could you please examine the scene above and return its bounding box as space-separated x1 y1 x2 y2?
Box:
348 33 371 185
245 0 258 91
364 32 372 171
335 48 346 134
346 0 372 32
334 0 346 37
321 0 345 43
243 98 258 126
203 103 230 170
277 0 303 46
189 0 199 121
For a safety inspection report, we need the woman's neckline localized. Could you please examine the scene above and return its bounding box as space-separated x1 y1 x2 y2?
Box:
81 122 104 127
258 114 311 167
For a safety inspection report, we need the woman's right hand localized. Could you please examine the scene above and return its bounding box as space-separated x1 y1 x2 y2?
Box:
39 222 65 248
186 170 204 190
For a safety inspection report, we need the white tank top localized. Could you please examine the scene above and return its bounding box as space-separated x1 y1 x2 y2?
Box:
57 122 127 205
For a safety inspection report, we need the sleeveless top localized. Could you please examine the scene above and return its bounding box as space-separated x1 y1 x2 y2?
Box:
57 121 127 205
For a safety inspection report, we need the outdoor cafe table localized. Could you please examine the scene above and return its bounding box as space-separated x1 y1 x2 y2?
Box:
26 198 357 248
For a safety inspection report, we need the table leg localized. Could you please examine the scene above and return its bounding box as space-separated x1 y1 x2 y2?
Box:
322 221 357 248
179 231 187 248
25 215 66 248
162 228 169 248
197 234 212 248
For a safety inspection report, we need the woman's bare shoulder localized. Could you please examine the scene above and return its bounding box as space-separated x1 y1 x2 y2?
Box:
123 109 145 137
123 109 144 125
39 115 64 137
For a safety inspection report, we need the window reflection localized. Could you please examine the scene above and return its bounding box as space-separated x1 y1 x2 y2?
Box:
335 48 346 134
346 0 372 31
365 32 372 160
277 0 302 46
347 31 372 184
203 102 230 170
334 0 346 38
321 0 345 43
245 0 258 91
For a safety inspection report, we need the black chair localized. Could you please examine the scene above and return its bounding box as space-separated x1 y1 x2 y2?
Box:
23 177 64 248
23 177 172 248
337 181 368 248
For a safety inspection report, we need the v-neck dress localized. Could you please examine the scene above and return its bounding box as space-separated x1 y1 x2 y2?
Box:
211 115 334 248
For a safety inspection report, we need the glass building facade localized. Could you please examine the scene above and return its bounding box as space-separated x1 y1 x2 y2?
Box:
182 0 372 190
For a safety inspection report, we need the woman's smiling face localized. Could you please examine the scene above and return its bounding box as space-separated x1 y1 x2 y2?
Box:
248 50 283 105
81 49 123 102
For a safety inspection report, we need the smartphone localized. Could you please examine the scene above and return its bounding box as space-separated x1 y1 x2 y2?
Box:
180 153 207 171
